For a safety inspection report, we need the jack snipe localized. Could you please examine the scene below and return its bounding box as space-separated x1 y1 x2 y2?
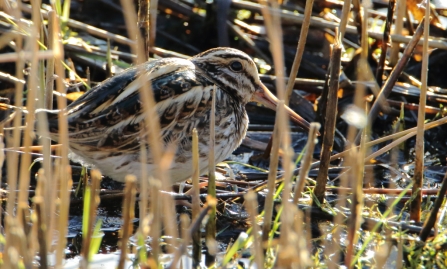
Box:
48 47 311 182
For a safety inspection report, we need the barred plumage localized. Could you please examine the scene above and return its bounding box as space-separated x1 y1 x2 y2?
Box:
48 47 311 183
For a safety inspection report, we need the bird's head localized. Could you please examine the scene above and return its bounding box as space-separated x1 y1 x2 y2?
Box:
191 47 311 132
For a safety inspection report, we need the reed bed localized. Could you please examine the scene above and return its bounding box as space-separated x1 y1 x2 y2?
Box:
1 0 447 268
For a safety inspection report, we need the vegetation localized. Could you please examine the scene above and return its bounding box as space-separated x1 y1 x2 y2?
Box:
1 0 447 268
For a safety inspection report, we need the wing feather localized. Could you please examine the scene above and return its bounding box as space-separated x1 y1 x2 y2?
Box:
50 58 215 154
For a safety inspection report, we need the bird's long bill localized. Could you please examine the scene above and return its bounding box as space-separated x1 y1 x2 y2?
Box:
251 83 311 132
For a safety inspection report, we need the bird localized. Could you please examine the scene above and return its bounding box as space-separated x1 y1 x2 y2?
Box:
47 47 311 183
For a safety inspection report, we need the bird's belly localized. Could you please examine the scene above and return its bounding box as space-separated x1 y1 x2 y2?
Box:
68 135 244 183
169 135 242 182
66 111 248 183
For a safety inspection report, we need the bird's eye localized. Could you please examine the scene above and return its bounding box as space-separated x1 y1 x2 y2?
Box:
229 61 243 72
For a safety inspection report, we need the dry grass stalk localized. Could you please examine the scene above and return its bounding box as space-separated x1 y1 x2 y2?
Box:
169 205 212 269
56 165 73 267
118 0 163 164
138 0 150 59
0 0 444 266
0 71 24 85
258 0 288 159
364 131 414 162
314 36 342 204
279 206 310 267
351 0 362 37
344 147 364 266
3 2 43 267
261 0 286 100
34 196 48 269
327 187 447 196
205 86 217 265
371 32 447 50
261 107 281 245
346 7 369 265
192 128 202 266
160 148 179 254
119 0 167 262
34 168 46 255
338 0 352 40
411 1 430 222
51 6 73 265
169 214 191 268
285 0 315 103
366 19 425 125
277 99 306 267
307 115 447 172
16 0 40 226
0 12 21 268
277 101 291 259
258 0 287 247
375 0 396 86
38 112 54 236
118 175 137 269
0 29 17 50
105 40 113 78
5 33 24 266
293 122 320 204
56 164 73 264
139 135 149 233
149 0 158 56
0 50 55 62
389 0 406 66
149 176 161 264
35 10 58 251
234 0 447 50
80 170 102 268
295 208 312 267
45 10 55 109
245 191 264 268
6 216 30 269
21 3 134 46
0 132 4 229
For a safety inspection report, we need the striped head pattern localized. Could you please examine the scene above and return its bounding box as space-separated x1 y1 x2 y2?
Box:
190 47 262 105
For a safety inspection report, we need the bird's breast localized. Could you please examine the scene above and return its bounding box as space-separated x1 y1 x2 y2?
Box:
169 90 249 179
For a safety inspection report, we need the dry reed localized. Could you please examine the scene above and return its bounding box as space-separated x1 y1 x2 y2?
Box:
411 0 431 222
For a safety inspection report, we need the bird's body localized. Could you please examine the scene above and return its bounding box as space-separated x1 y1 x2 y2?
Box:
48 48 310 183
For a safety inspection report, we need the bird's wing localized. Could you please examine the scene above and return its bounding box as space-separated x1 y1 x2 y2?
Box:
52 58 214 153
